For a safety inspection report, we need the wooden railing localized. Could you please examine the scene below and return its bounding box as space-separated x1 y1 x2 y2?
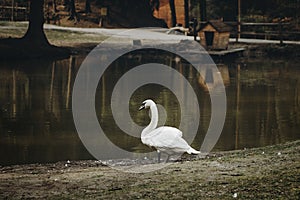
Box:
200 21 300 44
227 22 300 44
0 5 29 21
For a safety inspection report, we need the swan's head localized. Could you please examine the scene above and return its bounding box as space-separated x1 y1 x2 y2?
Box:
139 99 155 110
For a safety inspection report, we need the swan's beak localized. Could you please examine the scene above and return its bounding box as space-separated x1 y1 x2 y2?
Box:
139 105 145 111
139 102 146 110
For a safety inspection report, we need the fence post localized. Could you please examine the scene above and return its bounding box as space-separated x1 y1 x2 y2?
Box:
237 0 241 42
11 0 14 21
279 21 283 45
236 21 240 42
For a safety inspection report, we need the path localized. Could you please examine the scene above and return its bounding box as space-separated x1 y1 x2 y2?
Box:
44 24 300 45
1 22 299 45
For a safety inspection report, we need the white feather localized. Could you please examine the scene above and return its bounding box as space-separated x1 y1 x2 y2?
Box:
140 99 200 155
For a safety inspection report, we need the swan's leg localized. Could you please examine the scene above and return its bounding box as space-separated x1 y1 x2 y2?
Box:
165 154 170 163
157 150 161 163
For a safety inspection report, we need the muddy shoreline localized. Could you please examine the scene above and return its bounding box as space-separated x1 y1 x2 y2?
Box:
0 140 299 199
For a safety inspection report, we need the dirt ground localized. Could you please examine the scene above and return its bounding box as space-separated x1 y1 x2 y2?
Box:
0 140 299 199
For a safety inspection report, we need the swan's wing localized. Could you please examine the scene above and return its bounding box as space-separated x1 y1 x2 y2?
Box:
156 126 183 137
144 127 190 153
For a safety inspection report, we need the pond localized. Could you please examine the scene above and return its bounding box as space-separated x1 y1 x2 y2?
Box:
0 52 299 166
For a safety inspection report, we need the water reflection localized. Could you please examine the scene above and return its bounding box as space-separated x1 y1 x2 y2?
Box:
0 55 299 165
218 60 300 151
0 57 89 165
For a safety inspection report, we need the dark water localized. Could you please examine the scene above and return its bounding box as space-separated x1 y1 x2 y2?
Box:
0 54 299 166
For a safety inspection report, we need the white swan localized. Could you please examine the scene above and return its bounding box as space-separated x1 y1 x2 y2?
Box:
139 99 200 162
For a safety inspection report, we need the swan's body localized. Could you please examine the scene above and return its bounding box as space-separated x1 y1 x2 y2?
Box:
139 99 200 162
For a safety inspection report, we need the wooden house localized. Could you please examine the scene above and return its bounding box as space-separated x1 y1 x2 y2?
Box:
199 20 232 50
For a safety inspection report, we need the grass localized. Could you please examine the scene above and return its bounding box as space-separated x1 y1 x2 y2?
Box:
0 27 27 38
0 21 107 46
45 29 107 45
0 21 28 27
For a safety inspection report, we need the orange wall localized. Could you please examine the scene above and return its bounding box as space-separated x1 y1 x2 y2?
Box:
153 0 185 28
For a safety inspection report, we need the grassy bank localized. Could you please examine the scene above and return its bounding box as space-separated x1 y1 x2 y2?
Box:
0 140 299 199
0 21 107 59
0 21 107 47
1 21 300 60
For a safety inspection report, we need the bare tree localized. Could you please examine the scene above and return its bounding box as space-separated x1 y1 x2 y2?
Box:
53 0 57 13
200 0 206 21
22 0 49 46
63 0 69 9
85 0 92 13
184 0 189 27
68 0 79 22
169 0 177 27
150 0 160 12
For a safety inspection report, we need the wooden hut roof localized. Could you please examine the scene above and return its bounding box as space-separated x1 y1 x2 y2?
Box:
201 20 232 33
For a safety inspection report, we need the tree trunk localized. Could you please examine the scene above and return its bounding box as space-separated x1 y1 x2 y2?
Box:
150 0 160 12
169 0 177 27
200 0 206 21
53 0 57 13
64 0 70 11
85 0 92 13
68 0 79 22
184 0 189 28
22 0 49 46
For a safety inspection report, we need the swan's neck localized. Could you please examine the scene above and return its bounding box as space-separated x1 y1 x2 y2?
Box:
142 104 158 137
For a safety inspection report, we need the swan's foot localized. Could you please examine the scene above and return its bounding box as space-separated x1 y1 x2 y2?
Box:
165 154 170 163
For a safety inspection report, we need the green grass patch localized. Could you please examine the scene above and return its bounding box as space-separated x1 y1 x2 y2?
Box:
0 27 27 38
0 23 107 45
0 21 28 27
44 29 107 44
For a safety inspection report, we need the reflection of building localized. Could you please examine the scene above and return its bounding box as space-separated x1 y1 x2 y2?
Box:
199 20 231 50
197 64 230 90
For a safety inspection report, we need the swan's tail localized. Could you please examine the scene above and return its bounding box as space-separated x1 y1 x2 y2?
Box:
187 147 201 154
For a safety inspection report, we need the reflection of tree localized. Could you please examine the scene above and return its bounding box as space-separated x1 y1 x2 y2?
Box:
65 56 74 109
0 57 80 124
235 64 240 149
0 57 92 165
234 62 300 149
0 69 29 119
